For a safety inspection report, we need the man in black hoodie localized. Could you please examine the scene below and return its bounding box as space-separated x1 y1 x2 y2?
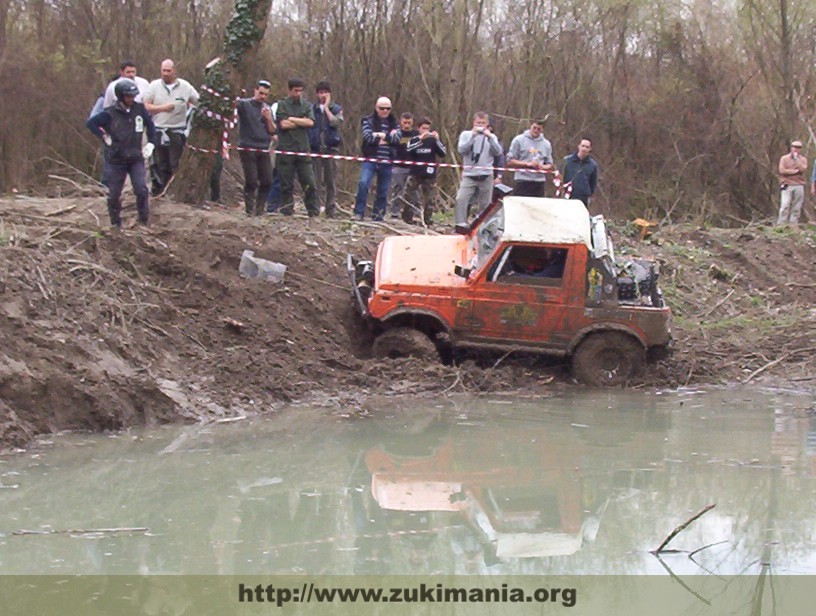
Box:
402 118 447 225
87 80 156 229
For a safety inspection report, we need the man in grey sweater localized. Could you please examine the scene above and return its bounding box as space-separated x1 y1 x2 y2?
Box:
454 111 503 225
236 80 277 216
506 119 553 197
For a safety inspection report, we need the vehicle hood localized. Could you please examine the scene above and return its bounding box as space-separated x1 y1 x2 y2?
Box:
376 235 469 288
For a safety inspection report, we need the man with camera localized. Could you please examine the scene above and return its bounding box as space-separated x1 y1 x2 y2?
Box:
454 111 503 225
777 139 808 226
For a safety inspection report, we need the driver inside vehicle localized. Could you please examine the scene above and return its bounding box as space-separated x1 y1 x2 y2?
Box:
509 247 566 278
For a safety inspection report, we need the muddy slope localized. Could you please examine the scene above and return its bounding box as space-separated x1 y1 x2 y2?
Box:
0 197 814 449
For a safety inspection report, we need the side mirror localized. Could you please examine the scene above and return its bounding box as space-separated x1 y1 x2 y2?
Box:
494 182 514 196
454 264 471 279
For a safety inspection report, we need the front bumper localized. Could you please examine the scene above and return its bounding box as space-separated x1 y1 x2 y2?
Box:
346 254 374 318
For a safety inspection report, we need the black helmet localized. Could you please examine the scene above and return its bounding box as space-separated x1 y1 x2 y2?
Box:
114 79 139 101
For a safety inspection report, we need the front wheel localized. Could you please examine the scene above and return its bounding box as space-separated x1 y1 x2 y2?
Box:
372 327 439 361
571 332 645 386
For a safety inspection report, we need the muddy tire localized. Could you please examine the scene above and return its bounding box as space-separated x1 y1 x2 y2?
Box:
571 332 645 386
372 327 438 361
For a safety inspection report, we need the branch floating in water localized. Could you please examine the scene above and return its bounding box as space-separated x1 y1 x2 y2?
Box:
652 504 716 555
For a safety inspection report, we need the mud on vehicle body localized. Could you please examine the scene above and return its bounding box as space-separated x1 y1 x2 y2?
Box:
348 190 672 386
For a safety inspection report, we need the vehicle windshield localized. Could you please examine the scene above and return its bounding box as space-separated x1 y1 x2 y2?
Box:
471 204 505 270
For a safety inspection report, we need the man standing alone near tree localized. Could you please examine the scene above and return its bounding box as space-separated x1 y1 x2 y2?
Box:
777 140 807 226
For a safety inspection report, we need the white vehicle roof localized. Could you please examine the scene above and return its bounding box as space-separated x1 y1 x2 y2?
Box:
501 197 592 248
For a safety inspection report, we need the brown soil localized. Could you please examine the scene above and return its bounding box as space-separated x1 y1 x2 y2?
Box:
1 196 814 449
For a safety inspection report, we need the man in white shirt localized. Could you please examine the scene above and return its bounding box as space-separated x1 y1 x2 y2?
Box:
144 59 200 194
102 61 150 108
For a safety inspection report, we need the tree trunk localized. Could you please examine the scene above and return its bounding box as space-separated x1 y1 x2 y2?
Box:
0 0 9 63
168 0 272 204
778 0 796 132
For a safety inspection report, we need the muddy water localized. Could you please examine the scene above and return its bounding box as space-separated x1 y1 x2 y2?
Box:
0 388 813 576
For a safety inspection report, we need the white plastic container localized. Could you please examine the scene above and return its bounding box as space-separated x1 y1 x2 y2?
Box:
239 250 286 282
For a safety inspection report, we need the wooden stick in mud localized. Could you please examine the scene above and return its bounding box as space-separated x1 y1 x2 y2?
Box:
743 347 816 384
44 203 78 217
652 504 716 555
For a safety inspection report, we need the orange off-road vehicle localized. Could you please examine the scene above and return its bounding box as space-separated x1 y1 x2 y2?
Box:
348 192 672 385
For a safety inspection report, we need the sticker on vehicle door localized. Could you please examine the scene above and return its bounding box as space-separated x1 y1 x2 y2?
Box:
499 304 538 327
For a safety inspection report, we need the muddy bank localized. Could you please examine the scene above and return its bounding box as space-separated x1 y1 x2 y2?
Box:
0 197 814 449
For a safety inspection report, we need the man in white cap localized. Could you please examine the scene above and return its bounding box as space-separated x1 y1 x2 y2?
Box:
777 139 808 225
354 96 401 220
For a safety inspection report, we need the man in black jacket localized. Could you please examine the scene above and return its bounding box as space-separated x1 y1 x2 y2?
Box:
402 118 446 225
87 80 156 229
354 97 400 221
561 137 599 207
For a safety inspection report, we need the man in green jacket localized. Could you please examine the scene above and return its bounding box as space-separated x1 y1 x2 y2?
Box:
275 78 319 217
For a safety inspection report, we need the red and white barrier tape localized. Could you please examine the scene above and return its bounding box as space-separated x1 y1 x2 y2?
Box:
196 107 234 127
222 98 239 160
187 96 572 193
233 146 559 177
200 84 234 102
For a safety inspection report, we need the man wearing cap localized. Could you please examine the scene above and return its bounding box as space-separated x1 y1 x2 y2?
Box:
236 80 277 217
777 140 808 225
354 96 401 221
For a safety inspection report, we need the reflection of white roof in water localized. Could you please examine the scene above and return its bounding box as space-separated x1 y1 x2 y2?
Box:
470 502 598 558
501 197 591 247
495 530 584 559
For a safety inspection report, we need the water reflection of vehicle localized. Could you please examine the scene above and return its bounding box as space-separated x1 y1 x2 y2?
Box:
364 425 605 563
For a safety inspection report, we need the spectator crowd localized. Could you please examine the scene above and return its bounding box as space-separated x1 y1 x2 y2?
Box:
93 57 747 231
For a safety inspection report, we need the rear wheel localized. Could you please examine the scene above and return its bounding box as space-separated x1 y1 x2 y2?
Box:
372 327 438 361
571 332 645 386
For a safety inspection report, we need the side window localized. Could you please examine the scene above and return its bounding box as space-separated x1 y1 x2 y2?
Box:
493 246 568 286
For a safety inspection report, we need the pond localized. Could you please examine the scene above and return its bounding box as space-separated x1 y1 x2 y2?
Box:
0 387 813 576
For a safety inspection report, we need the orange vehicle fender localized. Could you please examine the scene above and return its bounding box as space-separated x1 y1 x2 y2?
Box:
379 306 453 334
567 323 647 356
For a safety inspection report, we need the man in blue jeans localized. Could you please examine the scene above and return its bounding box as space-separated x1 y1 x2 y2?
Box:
354 97 400 221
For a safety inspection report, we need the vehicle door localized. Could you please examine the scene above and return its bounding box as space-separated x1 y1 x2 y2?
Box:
466 244 572 347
